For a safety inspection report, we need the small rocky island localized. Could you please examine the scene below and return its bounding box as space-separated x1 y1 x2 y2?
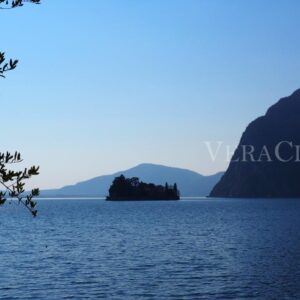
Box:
106 175 180 200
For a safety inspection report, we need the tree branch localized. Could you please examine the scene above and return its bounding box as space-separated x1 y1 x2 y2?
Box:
0 0 40 9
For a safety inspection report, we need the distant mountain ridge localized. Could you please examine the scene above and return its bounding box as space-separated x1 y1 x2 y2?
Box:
41 163 224 197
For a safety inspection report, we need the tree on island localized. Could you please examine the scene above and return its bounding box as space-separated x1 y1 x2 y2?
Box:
107 175 180 200
0 0 41 216
174 183 178 195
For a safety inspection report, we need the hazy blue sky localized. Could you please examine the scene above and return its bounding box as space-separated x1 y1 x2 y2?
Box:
1 0 300 189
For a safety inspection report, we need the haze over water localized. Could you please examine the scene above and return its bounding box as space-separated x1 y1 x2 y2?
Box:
1 199 299 299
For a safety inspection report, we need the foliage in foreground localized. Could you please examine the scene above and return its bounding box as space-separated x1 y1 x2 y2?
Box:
0 152 40 216
0 0 40 78
0 0 41 216
0 0 40 9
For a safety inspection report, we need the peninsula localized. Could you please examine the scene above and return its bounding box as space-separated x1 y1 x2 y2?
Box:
210 89 300 198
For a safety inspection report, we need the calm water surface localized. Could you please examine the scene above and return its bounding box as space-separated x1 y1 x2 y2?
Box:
0 198 300 299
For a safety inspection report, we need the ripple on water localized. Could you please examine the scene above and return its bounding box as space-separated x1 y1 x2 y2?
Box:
0 199 300 299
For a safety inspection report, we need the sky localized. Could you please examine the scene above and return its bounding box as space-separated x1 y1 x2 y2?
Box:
1 0 300 189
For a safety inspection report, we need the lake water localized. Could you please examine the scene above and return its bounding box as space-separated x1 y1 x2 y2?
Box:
0 198 300 299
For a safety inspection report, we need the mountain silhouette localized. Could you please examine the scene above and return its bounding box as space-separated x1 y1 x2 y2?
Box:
41 163 223 197
210 89 300 198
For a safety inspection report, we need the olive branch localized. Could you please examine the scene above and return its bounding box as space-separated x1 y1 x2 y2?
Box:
0 152 40 216
0 0 41 216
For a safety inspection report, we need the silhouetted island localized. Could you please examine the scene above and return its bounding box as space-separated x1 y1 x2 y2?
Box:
106 175 180 200
210 89 300 198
